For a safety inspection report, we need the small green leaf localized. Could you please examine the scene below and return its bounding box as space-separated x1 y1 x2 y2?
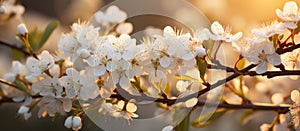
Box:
192 108 228 127
272 34 279 49
11 49 25 60
240 110 256 125
14 79 29 94
236 57 245 70
294 22 300 35
38 21 59 50
175 113 190 131
28 26 42 52
202 40 214 58
196 56 207 83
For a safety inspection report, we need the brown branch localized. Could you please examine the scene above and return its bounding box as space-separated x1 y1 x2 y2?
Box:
196 101 290 114
0 40 30 56
246 70 300 78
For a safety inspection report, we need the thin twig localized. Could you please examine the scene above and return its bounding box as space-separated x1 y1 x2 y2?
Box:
0 40 30 55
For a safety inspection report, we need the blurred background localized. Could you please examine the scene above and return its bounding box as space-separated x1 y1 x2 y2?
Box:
0 0 299 130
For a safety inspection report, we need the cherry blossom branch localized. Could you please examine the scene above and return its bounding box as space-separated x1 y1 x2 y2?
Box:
245 70 300 78
111 88 290 114
0 40 30 55
196 101 290 114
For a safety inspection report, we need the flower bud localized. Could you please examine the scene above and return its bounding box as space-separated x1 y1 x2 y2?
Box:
64 116 73 129
0 6 5 14
195 47 206 58
162 125 174 131
72 116 82 130
17 23 28 37
18 105 29 114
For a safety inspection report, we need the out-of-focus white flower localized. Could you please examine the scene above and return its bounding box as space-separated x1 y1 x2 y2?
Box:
38 96 72 118
162 125 174 131
18 105 32 120
251 21 286 38
112 100 139 121
204 21 243 42
17 23 28 37
291 90 300 106
76 24 100 49
260 123 271 131
195 28 209 43
98 102 119 115
94 5 127 25
116 22 133 34
276 1 300 22
0 0 25 16
26 51 55 77
271 93 284 105
64 116 82 131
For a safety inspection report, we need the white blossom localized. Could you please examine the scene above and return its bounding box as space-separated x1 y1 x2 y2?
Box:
17 23 28 37
251 21 286 38
94 5 127 25
38 96 72 118
0 0 25 16
26 50 55 77
64 116 82 131
116 22 133 34
238 38 281 74
18 105 31 120
291 90 300 106
58 68 82 99
276 1 300 23
204 21 243 42
31 65 63 97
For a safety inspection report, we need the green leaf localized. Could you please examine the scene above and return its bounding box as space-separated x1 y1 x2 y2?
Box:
272 34 279 49
196 56 207 83
192 108 228 127
202 40 214 58
175 113 190 131
240 110 255 125
37 21 59 50
294 22 300 35
11 49 25 60
236 57 245 70
14 79 29 94
28 26 42 52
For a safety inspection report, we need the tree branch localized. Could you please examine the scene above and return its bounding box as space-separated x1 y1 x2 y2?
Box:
0 40 30 55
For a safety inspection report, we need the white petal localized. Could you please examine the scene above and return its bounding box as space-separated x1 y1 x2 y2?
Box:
94 65 106 76
120 75 130 88
64 116 73 129
163 26 176 37
229 32 243 42
267 53 281 66
159 56 171 68
116 22 133 34
211 21 224 35
162 125 174 131
256 62 267 74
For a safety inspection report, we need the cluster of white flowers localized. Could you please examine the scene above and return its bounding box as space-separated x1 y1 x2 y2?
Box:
233 1 300 74
1 1 300 131
0 0 24 16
